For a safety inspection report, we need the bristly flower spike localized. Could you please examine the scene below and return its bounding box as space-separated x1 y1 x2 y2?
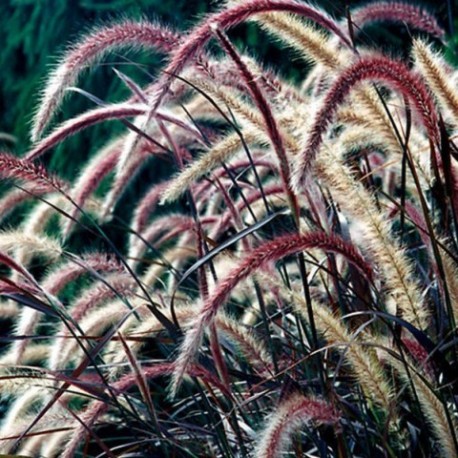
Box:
148 0 352 113
26 103 146 162
412 39 458 125
0 188 56 224
31 20 178 141
62 139 123 238
122 0 350 191
130 180 172 250
0 152 66 191
170 231 373 396
293 55 439 191
350 1 445 40
253 392 340 458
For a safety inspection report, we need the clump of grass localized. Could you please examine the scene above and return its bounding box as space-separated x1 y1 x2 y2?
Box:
0 1 457 457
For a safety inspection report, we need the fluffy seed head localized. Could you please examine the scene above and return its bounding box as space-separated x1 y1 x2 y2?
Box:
293 55 439 191
170 231 372 395
351 1 445 39
31 20 178 141
253 392 340 458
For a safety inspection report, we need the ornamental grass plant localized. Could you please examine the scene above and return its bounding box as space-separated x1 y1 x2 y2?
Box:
0 1 457 456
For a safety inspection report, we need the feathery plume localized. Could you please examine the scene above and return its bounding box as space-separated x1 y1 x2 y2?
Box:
247 9 343 69
293 55 439 190
48 274 136 370
2 1 457 456
0 231 61 259
0 152 65 191
401 337 434 379
101 137 166 220
0 188 54 225
388 352 457 458
7 195 68 361
413 39 458 125
161 129 261 204
253 392 339 458
195 54 290 101
440 245 458 323
52 299 146 371
6 253 125 364
0 252 37 289
42 253 124 295
183 76 302 158
130 180 172 249
107 305 273 378
216 311 274 374
303 298 393 410
31 20 178 141
0 344 48 366
213 28 298 217
351 1 445 39
171 231 372 395
0 388 47 451
149 0 351 112
27 103 146 162
317 146 428 328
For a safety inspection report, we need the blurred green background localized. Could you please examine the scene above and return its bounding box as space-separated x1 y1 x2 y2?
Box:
0 0 455 178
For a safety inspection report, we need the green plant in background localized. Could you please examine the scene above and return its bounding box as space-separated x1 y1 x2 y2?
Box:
0 1 458 457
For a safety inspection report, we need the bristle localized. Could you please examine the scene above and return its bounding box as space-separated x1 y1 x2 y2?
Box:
31 20 178 141
351 2 445 39
413 39 458 125
253 392 340 458
160 129 261 204
149 0 351 113
0 152 66 191
171 231 373 393
63 138 123 237
388 351 457 458
317 145 429 329
27 103 146 161
293 55 439 190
